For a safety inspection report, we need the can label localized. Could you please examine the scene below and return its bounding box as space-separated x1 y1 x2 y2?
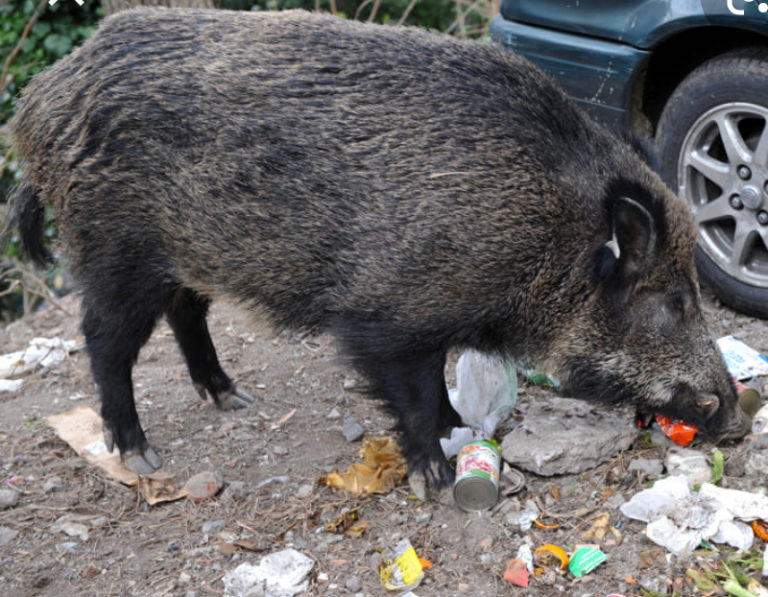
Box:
453 440 500 512
456 440 500 483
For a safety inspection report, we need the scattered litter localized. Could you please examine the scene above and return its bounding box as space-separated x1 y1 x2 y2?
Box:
717 336 768 380
580 512 622 546
621 475 768 556
506 507 538 532
754 404 768 435
655 414 697 446
439 350 516 459
502 398 637 476
763 544 768 576
0 379 23 393
378 538 424 592
501 467 525 496
568 546 607 577
453 440 501 512
664 446 712 486
520 368 559 388
0 336 83 379
320 435 407 495
533 544 569 575
222 548 314 597
255 475 290 491
504 545 533 587
46 406 189 503
754 520 768 542
139 473 188 506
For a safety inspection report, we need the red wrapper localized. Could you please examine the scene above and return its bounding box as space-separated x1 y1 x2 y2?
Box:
655 414 697 446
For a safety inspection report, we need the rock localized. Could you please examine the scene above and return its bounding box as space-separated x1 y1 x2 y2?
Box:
185 471 223 502
43 477 63 493
295 484 313 500
202 519 226 535
178 571 192 586
345 576 362 592
664 447 711 485
0 489 19 510
89 516 107 527
327 408 341 420
52 516 90 542
222 481 248 501
628 458 664 476
342 377 358 390
272 445 289 456
0 526 18 547
501 398 637 475
342 417 365 442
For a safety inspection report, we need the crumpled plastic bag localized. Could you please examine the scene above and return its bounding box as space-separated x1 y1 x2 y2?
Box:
222 549 314 597
620 475 766 555
440 350 516 458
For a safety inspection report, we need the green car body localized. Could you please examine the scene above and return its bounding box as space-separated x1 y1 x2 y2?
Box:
491 1 768 318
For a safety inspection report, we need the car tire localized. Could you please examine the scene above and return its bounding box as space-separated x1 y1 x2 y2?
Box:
656 47 768 318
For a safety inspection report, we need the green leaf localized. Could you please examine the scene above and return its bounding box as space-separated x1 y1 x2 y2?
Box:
43 33 72 57
31 20 51 38
712 449 724 485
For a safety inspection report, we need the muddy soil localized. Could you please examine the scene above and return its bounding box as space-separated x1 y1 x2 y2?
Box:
1 288 766 597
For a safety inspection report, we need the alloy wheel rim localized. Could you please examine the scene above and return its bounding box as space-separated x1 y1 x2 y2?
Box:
678 102 768 287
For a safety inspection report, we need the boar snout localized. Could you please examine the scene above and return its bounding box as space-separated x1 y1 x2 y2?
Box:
697 388 752 441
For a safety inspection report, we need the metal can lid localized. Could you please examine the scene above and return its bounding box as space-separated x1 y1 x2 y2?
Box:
453 476 499 513
738 388 762 418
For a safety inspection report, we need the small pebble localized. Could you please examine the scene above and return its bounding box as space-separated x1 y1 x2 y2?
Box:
345 576 362 592
0 526 19 547
201 519 226 535
327 408 341 420
43 477 63 493
296 484 313 499
272 445 289 456
185 471 223 502
0 489 19 510
342 417 365 442
178 571 191 586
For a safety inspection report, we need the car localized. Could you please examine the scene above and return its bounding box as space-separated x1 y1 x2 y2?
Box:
491 0 768 318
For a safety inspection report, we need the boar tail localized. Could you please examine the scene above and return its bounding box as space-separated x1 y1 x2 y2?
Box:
0 180 53 268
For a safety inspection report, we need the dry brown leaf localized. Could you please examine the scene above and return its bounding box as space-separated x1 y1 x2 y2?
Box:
345 519 371 538
319 436 407 495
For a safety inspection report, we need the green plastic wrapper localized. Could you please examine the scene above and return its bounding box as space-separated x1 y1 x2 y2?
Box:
568 547 607 578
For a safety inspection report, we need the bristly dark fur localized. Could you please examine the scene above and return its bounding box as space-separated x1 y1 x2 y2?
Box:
0 181 53 267
3 8 748 489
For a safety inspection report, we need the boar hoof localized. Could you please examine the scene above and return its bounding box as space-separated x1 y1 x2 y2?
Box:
408 471 429 501
408 458 455 501
216 386 255 410
122 446 163 475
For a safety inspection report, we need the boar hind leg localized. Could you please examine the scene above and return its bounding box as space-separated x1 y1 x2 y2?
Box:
82 298 164 475
165 287 254 410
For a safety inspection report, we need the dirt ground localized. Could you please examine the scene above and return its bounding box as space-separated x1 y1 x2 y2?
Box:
1 286 767 597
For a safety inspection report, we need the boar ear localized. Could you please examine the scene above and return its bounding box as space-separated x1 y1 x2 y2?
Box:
612 196 657 283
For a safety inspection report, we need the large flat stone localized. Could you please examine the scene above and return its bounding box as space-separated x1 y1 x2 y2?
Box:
501 397 638 476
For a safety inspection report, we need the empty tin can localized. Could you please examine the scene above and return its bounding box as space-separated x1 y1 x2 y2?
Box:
453 440 501 512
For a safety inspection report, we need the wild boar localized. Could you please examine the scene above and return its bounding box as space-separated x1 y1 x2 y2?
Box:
1 8 750 490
